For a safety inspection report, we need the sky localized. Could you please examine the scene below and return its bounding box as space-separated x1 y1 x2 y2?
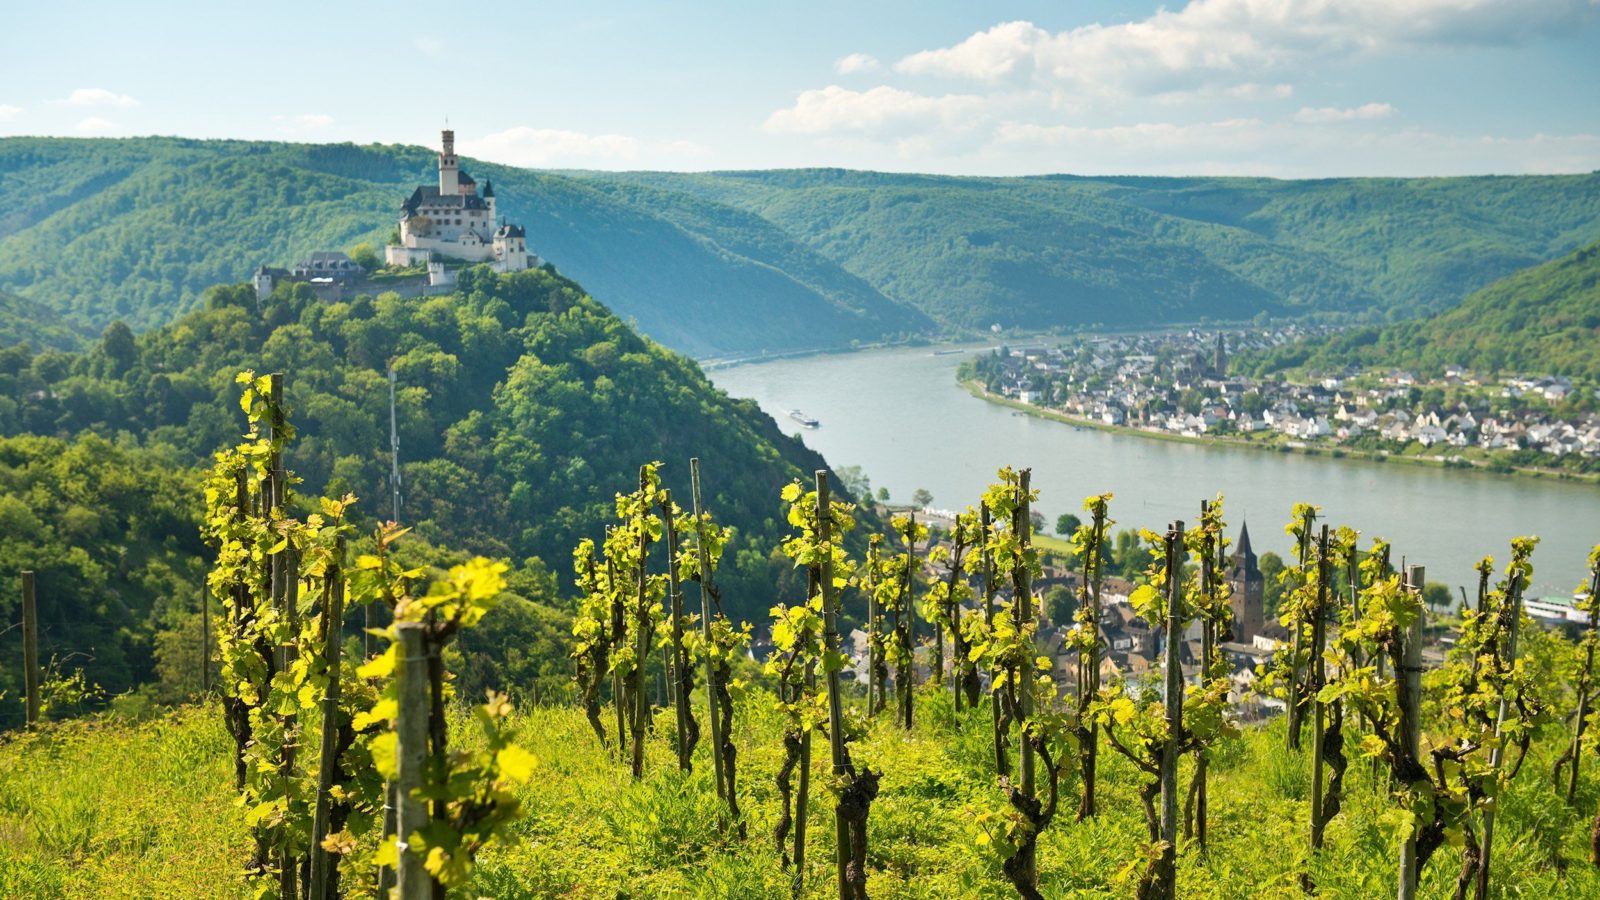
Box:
2 0 1598 177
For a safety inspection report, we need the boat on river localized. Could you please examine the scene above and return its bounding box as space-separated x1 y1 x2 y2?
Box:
788 409 819 428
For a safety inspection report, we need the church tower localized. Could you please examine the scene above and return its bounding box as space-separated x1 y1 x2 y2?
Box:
1228 521 1265 642
438 129 460 195
1214 332 1228 377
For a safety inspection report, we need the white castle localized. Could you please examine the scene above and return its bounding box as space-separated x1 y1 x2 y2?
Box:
384 129 536 274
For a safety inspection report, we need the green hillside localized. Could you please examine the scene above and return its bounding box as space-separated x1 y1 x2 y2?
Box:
0 138 927 358
579 168 1600 328
1245 239 1600 381
5 139 1600 355
0 265 844 632
0 289 86 350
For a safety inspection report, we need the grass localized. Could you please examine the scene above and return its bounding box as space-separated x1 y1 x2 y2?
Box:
2 691 1599 898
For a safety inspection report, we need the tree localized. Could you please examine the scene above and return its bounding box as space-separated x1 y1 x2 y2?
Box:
911 488 934 508
877 487 891 503
1045 585 1075 625
1055 513 1081 537
348 242 381 271
1422 581 1452 613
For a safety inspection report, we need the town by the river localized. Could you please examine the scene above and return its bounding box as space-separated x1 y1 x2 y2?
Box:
710 343 1598 598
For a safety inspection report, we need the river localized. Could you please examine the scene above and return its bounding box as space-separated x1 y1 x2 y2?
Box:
710 344 1597 598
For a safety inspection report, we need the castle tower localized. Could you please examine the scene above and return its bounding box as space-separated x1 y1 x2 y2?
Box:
438 129 460 195
1227 521 1265 642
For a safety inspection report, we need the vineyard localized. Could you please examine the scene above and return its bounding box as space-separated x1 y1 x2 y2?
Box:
3 373 1600 900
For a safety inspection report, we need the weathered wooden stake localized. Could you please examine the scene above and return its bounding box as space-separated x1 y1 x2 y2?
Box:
394 621 433 899
1397 565 1425 900
22 571 39 728
1475 563 1523 900
308 541 346 900
1016 471 1037 802
1308 524 1332 889
817 472 852 900
1566 560 1600 803
1286 506 1315 751
1158 522 1186 899
201 580 211 694
662 489 692 771
631 466 651 780
690 459 729 807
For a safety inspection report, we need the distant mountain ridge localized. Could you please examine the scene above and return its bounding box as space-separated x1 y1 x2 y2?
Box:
2 137 1598 357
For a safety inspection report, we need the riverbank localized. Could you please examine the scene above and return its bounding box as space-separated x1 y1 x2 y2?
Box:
959 379 1600 488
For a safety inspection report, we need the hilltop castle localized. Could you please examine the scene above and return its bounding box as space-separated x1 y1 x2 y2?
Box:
384 130 536 275
254 129 539 301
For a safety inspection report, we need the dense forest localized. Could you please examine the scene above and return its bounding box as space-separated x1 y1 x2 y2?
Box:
0 289 84 351
1243 239 1600 381
0 265 857 726
4 138 1599 356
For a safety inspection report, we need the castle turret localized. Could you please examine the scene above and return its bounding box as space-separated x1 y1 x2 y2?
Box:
438 129 459 195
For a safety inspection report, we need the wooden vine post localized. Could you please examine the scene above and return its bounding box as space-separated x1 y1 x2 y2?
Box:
1157 521 1185 900
394 620 433 899
982 502 1007 777
201 580 211 694
1397 564 1425 900
900 512 918 731
816 472 852 900
1286 505 1315 751
1475 561 1525 900
1309 524 1332 863
630 466 652 780
21 570 39 728
1565 550 1600 803
865 535 881 715
690 460 729 807
662 489 693 772
307 538 346 900
1015 470 1038 805
1076 496 1109 822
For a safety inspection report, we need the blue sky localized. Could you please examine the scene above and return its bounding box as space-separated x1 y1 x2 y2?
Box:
3 0 1597 176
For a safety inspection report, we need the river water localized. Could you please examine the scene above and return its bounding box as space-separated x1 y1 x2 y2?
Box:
710 344 1597 598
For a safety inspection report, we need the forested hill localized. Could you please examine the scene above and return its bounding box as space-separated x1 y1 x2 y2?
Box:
0 265 840 630
1242 239 1600 381
575 168 1600 330
0 138 927 358
0 288 87 350
4 138 1600 356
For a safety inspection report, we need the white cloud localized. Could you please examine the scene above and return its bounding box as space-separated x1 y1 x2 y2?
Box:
75 117 117 134
892 2 1598 97
459 127 643 168
0 104 21 122
896 20 1049 82
835 53 880 75
273 113 335 128
764 85 983 136
1295 102 1398 123
1229 83 1294 100
63 88 139 108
